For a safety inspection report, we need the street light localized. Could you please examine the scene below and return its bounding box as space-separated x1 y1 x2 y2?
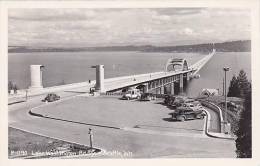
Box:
223 67 230 134
88 128 93 149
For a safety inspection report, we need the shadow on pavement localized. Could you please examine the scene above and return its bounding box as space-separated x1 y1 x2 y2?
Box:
162 117 179 122
29 110 121 130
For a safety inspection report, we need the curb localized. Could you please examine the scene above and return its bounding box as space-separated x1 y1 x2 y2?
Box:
204 109 235 140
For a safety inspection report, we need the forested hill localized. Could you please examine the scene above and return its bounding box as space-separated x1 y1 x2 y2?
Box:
9 40 250 53
142 40 250 53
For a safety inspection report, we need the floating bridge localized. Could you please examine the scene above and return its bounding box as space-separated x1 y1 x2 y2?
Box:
9 49 215 102
103 49 215 95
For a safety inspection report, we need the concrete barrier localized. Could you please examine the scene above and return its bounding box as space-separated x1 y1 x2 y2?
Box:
203 109 234 140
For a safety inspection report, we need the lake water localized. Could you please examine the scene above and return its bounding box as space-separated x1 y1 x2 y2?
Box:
8 51 251 97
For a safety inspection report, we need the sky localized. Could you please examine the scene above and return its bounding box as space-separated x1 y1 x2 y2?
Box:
8 8 251 47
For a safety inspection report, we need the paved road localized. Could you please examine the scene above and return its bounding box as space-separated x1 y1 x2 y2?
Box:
204 107 221 133
8 93 236 158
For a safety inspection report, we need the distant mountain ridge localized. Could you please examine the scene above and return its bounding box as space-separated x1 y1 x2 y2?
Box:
9 40 250 53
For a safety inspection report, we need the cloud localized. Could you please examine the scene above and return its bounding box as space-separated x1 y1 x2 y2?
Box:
182 28 194 35
8 8 251 47
9 9 97 21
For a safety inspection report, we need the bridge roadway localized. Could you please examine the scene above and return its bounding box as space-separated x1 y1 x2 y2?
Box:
104 69 191 92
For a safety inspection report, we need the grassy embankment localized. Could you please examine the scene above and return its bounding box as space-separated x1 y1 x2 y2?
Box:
8 127 100 159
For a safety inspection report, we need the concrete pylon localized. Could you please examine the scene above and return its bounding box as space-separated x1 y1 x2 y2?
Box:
95 65 105 93
29 65 44 90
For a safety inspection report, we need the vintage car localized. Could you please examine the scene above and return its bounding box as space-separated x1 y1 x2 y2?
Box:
177 102 205 112
164 95 176 105
42 93 60 102
166 96 196 108
122 88 141 100
169 109 206 121
140 93 156 101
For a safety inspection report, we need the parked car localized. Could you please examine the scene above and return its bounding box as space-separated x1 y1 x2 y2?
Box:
140 93 156 101
42 93 60 102
169 109 206 121
177 102 205 112
122 88 141 100
164 95 176 105
167 96 195 108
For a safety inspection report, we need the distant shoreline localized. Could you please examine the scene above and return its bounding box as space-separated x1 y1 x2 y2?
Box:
9 40 250 54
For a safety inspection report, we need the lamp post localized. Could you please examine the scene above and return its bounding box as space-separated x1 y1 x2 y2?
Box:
25 89 28 101
223 67 230 134
88 128 93 149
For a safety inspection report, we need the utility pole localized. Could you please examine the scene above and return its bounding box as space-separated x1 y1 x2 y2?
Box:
222 78 225 96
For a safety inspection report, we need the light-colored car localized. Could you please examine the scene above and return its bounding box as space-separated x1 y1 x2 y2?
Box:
122 89 141 100
170 96 195 107
178 102 205 112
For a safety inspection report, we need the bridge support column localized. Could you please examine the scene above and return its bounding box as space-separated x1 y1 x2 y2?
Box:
155 87 160 94
95 65 105 93
160 86 164 94
171 82 175 95
187 72 191 81
179 74 184 93
143 83 149 93
29 65 44 90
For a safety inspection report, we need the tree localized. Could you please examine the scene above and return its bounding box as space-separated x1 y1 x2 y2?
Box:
226 70 251 157
237 70 250 98
227 70 250 98
227 75 240 97
235 83 251 158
